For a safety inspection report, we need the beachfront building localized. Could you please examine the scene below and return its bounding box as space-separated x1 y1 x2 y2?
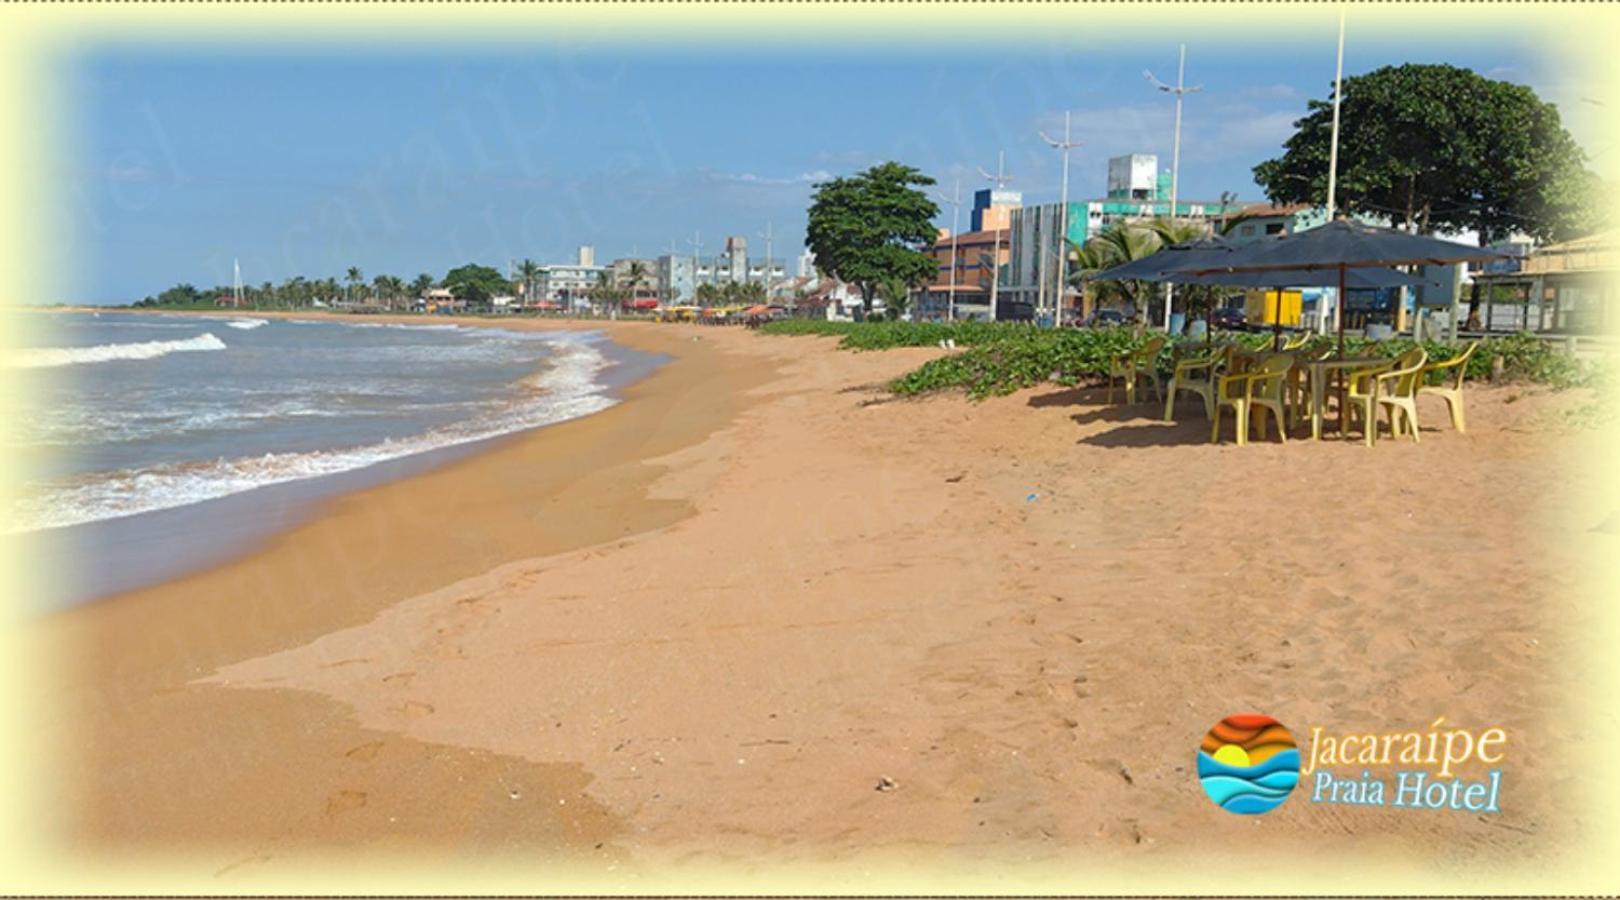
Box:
535 246 609 310
915 225 1011 321
1468 231 1618 334
1003 154 1236 321
609 257 662 306
417 287 460 313
655 235 787 305
911 186 1021 320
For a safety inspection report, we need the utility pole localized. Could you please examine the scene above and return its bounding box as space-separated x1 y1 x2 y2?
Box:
935 179 962 322
1146 44 1202 333
1324 9 1346 336
758 220 775 305
688 231 703 306
1040 110 1081 328
977 151 1014 323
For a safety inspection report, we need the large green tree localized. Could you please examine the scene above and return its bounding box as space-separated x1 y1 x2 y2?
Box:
805 162 939 317
1254 63 1603 244
442 264 509 307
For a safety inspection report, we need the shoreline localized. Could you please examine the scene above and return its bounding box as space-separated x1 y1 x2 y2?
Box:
20 310 670 607
37 312 787 866
24 308 1609 889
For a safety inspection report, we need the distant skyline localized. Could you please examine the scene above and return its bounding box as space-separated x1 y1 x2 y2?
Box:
69 35 1595 304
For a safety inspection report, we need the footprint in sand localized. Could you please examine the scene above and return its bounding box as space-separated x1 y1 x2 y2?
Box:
344 741 384 761
381 671 415 686
398 701 435 719
324 789 368 817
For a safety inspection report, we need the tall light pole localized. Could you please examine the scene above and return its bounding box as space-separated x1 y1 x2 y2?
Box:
689 231 703 306
1323 9 1346 336
758 220 775 305
1040 110 1081 328
1146 44 1202 332
977 151 1014 323
935 178 962 322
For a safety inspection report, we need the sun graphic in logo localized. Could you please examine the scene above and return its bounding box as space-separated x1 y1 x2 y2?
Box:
1197 713 1301 815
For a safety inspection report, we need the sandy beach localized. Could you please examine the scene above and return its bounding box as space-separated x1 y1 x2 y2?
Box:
29 312 1615 890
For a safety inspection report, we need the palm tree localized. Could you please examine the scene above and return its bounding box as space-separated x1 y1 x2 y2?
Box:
592 270 616 314
624 260 649 311
412 273 435 300
1142 217 1219 332
877 276 910 320
344 267 362 305
281 276 307 308
695 283 719 307
517 259 541 306
1068 223 1163 320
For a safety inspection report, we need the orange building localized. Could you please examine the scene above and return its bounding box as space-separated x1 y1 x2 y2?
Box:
916 227 1011 320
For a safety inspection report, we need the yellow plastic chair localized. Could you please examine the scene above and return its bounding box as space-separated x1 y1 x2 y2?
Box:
1211 353 1295 446
1163 344 1231 421
1107 335 1167 405
1346 347 1427 447
1418 341 1479 433
1282 332 1311 351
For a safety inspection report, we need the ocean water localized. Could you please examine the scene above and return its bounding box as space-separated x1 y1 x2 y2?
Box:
7 312 659 607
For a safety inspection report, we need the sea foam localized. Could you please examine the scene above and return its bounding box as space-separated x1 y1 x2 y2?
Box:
10 332 227 369
11 335 616 533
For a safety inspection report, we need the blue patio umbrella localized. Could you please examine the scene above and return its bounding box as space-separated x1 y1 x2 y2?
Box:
1088 236 1240 284
1089 234 1419 346
1184 219 1513 355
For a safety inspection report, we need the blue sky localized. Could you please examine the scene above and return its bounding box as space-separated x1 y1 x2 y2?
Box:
68 35 1591 303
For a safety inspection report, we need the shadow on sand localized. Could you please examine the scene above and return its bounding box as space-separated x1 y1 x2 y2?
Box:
1028 387 1321 449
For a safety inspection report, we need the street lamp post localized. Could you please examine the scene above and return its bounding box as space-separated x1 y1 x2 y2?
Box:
1040 110 1081 329
977 151 1014 323
935 179 962 323
1323 9 1347 336
1146 44 1203 333
689 231 703 307
759 220 775 306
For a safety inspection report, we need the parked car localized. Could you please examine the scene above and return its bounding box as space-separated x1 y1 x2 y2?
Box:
1081 308 1129 328
1209 307 1248 331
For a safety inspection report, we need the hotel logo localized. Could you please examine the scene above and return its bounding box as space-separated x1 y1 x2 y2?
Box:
1196 713 1302 815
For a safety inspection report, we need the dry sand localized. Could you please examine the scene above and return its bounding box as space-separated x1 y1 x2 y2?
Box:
30 313 1614 888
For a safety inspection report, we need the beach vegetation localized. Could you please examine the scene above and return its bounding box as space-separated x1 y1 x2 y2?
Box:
442 263 511 308
761 320 1599 398
1254 63 1605 244
346 266 364 305
516 260 540 306
805 162 940 318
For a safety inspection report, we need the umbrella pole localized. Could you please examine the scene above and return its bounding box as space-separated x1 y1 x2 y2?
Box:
1336 263 1347 357
1272 288 1282 351
1335 262 1348 436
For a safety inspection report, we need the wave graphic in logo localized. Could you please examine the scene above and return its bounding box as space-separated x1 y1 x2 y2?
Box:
1197 713 1300 815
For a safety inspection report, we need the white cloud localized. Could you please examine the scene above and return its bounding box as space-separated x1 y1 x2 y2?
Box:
705 169 833 187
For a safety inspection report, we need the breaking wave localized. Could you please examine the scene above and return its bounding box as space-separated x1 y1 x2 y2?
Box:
11 336 615 533
10 332 227 369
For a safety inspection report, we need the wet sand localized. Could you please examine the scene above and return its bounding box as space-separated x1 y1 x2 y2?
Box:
27 313 1616 891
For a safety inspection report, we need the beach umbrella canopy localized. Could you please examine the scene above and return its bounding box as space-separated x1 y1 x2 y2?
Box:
1176 266 1419 290
1089 236 1240 283
1185 220 1512 355
1186 219 1512 275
